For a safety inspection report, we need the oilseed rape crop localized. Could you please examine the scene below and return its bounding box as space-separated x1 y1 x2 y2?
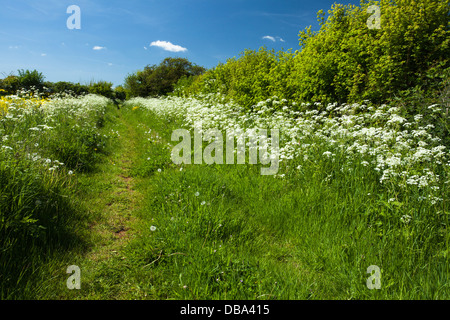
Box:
0 92 49 118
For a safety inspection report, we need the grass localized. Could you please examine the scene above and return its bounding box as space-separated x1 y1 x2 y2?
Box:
0 94 112 299
124 160 447 299
0 93 448 300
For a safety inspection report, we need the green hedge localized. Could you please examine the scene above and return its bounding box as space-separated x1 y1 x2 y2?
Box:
182 0 449 109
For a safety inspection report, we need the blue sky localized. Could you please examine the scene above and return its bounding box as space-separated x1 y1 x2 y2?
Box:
0 0 361 87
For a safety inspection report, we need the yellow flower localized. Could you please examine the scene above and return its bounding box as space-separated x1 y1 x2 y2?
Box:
132 106 139 111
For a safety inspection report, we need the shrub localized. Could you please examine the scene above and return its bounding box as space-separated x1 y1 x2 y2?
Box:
113 85 127 101
0 75 20 95
289 0 450 104
47 81 89 97
87 80 114 99
181 0 449 109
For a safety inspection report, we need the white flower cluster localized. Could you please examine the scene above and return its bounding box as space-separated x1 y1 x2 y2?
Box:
1 93 112 176
126 94 448 205
40 94 110 120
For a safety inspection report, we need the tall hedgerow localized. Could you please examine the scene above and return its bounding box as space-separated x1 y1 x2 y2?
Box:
184 0 449 109
290 0 449 104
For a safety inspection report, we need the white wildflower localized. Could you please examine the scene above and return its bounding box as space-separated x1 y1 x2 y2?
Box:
400 215 412 224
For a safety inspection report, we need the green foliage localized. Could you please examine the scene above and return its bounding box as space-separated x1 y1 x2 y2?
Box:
0 96 114 298
1 0 449 301
17 69 46 91
113 85 127 101
124 57 206 98
389 65 450 145
46 81 89 96
0 72 117 99
172 74 202 97
182 0 449 109
0 150 85 298
115 98 450 299
185 47 298 109
87 80 114 99
0 70 46 95
290 0 450 104
46 80 115 99
0 75 20 95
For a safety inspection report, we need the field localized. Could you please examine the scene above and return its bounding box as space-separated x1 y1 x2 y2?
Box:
1 90 448 300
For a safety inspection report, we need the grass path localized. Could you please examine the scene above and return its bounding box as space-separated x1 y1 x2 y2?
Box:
59 105 150 299
85 107 142 262
49 103 448 300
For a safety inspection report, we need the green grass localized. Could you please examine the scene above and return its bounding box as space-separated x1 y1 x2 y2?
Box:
107 106 447 300
1 99 448 300
0 97 113 299
124 162 448 299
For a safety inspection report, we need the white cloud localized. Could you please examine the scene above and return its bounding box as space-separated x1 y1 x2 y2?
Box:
41 53 47 56
93 46 106 50
150 40 187 52
144 46 148 50
262 35 285 43
262 35 276 42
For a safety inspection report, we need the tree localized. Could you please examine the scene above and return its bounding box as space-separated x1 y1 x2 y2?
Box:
17 69 45 91
47 81 89 96
124 57 206 98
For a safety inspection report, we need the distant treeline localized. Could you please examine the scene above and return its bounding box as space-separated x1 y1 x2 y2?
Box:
0 57 206 101
0 69 126 100
0 70 126 100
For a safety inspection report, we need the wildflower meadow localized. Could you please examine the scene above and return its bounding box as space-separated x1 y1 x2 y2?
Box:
0 0 448 303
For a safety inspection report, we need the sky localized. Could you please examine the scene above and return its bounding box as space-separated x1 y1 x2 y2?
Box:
0 0 362 87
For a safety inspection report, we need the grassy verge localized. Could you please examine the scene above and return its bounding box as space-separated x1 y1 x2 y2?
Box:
116 102 449 300
0 95 113 299
125 160 448 299
2 96 447 300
